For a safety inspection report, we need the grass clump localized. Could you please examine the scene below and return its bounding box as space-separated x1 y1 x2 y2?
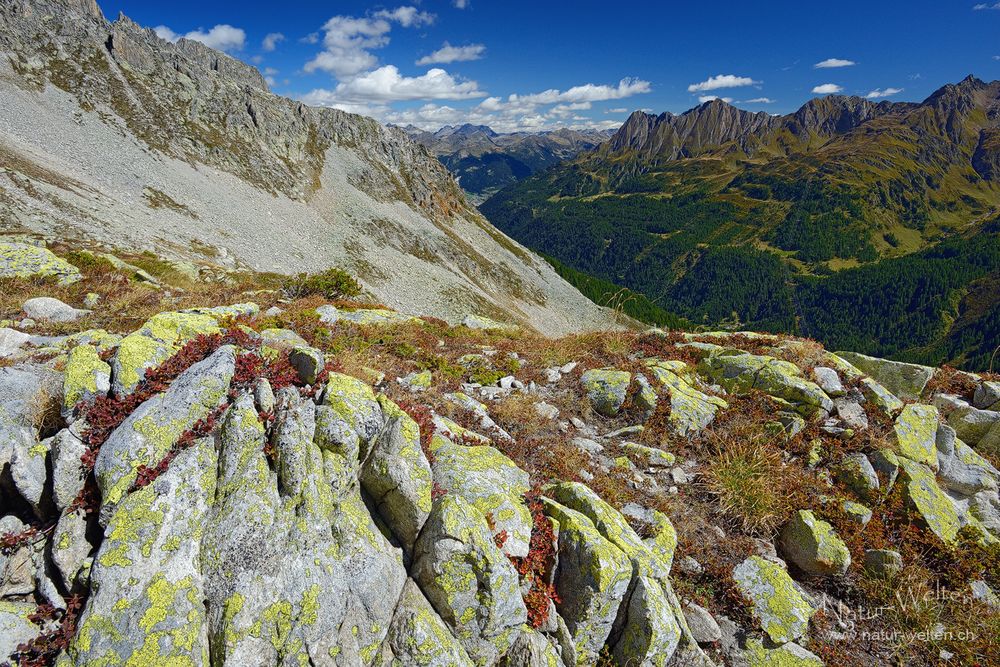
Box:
704 438 791 535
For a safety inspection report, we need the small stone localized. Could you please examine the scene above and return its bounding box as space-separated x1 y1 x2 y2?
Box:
683 602 722 644
581 368 632 417
83 292 100 308
253 377 275 414
398 369 432 392
288 345 325 385
780 509 852 576
732 556 815 644
812 367 845 397
679 556 704 576
892 404 940 470
834 397 869 430
534 401 559 420
842 500 872 525
864 549 903 579
0 328 31 358
22 296 90 322
975 381 1000 411
835 453 879 500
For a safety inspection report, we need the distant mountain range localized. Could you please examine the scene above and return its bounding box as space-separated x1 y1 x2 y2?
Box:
481 76 1000 370
401 124 612 203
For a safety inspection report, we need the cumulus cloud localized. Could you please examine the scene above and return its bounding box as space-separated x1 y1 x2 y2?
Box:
512 78 651 105
262 32 285 52
814 58 855 68
865 87 903 98
744 97 775 103
698 95 732 103
416 43 486 65
687 74 758 92
812 83 843 94
305 7 435 79
301 65 484 107
153 24 246 52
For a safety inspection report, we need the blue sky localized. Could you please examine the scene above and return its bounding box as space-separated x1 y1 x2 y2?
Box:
98 0 1000 132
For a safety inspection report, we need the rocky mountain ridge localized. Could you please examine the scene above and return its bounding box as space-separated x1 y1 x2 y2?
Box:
0 0 615 335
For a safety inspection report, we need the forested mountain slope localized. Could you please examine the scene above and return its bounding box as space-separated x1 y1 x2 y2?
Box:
481 76 1000 370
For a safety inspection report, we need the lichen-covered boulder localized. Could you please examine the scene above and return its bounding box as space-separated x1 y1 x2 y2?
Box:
891 404 940 470
899 458 961 544
546 482 669 579
859 377 905 415
462 314 517 332
834 351 934 401
732 555 815 644
611 575 682 667
63 343 111 417
975 381 1000 411
0 241 81 284
429 435 532 557
835 453 879 501
647 362 727 436
541 498 632 664
780 510 852 576
95 346 236 525
203 393 406 666
111 310 223 395
0 516 36 597
937 425 999 496
499 628 565 667
0 601 40 659
360 397 433 552
580 368 632 417
378 578 474 667
698 352 832 416
412 495 527 665
315 372 383 459
258 327 308 356
948 405 1000 446
0 364 62 514
743 638 824 667
633 373 658 416
71 438 217 666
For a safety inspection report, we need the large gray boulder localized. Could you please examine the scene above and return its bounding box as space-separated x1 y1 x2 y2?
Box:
834 351 934 401
94 346 236 525
22 296 90 322
359 398 433 553
698 351 833 416
0 364 62 515
202 393 407 666
378 578 474 667
412 494 527 665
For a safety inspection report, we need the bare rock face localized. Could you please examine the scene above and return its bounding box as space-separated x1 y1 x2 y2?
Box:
0 0 615 336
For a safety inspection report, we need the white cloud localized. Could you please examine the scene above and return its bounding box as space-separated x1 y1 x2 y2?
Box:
865 87 903 98
513 78 651 105
305 7 435 79
416 43 486 65
373 7 434 27
814 58 855 68
454 0 469 7
302 65 484 106
687 74 758 92
744 97 775 103
698 95 732 103
262 32 285 52
812 83 843 94
300 32 319 44
994 55 1000 60
605 107 628 113
974 3 1000 9
262 67 279 86
154 24 246 52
